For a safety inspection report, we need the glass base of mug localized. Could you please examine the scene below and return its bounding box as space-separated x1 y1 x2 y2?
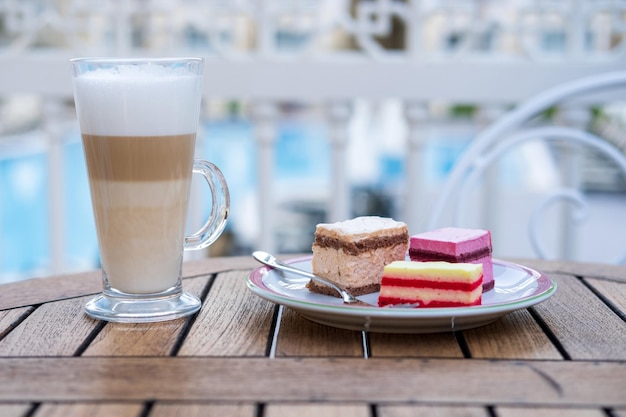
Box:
84 288 201 323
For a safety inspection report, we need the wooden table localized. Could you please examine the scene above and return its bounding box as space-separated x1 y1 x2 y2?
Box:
0 255 624 417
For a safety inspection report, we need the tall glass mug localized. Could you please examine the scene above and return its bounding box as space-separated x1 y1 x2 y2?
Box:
70 57 229 322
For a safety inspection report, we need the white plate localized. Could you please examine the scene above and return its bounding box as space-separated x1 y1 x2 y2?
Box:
247 256 557 333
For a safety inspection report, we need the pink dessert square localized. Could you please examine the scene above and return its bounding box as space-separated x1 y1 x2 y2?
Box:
409 227 494 292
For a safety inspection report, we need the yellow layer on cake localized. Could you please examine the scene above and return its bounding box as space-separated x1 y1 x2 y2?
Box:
383 261 482 282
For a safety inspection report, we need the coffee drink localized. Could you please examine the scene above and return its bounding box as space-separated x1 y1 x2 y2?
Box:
73 63 202 294
72 57 229 322
82 134 195 293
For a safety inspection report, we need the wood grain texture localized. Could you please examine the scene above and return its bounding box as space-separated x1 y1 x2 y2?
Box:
585 277 626 317
532 274 626 360
0 403 32 417
0 296 99 356
506 259 626 283
178 270 275 356
3 257 622 310
378 405 490 417
0 257 624 414
463 310 562 360
0 271 101 310
150 403 256 417
0 255 260 310
182 256 261 279
33 403 144 417
495 406 606 417
0 307 32 340
82 276 210 356
264 403 370 417
0 357 623 406
368 332 463 358
275 307 364 357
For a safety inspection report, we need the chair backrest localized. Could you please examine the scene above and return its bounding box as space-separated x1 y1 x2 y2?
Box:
427 71 626 263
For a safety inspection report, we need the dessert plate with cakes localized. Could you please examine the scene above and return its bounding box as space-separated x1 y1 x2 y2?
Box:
247 217 557 333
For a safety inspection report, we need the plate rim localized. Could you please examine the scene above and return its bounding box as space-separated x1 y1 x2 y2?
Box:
246 255 557 320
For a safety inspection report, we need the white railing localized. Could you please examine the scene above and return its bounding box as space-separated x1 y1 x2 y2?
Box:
1 0 626 279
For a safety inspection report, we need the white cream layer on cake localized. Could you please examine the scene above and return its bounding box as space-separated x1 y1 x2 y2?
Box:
311 216 408 296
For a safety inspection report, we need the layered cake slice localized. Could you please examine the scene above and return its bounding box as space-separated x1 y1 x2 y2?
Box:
378 261 483 307
409 227 494 292
310 216 409 296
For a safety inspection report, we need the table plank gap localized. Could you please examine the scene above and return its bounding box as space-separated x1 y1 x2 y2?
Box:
81 276 210 357
275 308 364 357
150 402 257 417
266 304 282 358
0 307 34 342
0 403 33 417
177 270 275 357
612 407 626 417
463 309 564 360
73 321 108 357
168 274 216 357
527 307 571 360
583 277 626 321
378 404 490 417
531 274 626 360
454 331 473 358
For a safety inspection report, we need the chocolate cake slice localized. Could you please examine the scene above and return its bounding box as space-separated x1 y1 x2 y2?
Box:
310 216 409 296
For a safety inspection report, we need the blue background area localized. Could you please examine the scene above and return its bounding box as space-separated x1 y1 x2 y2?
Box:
0 121 469 281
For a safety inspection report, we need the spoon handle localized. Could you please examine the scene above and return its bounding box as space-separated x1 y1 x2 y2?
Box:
253 251 360 304
275 259 358 303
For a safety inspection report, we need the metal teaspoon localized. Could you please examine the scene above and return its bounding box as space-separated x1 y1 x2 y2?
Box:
252 250 376 307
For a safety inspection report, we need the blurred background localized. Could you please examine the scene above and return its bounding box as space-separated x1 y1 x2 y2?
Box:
1 0 626 284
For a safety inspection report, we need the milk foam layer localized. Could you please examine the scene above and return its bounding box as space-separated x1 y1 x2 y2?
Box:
72 64 202 136
91 179 190 294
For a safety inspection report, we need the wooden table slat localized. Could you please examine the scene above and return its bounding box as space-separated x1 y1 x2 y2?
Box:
177 270 275 357
378 405 490 417
264 403 370 417
0 357 623 406
149 403 257 417
495 406 607 417
0 404 32 417
585 277 626 318
533 274 626 360
83 276 210 357
0 297 99 357
34 403 144 417
0 256 260 311
0 256 624 414
0 307 33 340
275 308 364 357
368 332 463 358
613 408 626 417
463 310 563 360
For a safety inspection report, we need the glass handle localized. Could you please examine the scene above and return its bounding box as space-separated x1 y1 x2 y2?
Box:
184 160 230 251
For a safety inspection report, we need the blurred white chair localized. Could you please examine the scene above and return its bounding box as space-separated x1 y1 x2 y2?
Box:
427 71 626 263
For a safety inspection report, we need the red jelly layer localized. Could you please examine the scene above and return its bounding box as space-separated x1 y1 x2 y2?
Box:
380 276 482 291
378 296 482 308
